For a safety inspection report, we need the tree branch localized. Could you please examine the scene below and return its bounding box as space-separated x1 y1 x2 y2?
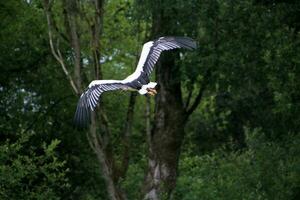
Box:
86 130 96 152
115 20 145 181
145 96 152 151
52 16 70 43
185 69 211 120
63 0 82 91
116 92 137 181
184 79 195 110
91 0 105 79
89 113 125 200
43 1 128 199
43 0 79 95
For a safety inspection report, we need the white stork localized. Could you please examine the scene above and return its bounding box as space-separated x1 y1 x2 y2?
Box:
74 36 197 126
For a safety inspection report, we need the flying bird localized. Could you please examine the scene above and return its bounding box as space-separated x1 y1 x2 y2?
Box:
74 36 197 127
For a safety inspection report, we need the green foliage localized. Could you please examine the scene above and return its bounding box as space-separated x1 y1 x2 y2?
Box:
1 0 300 199
175 129 300 200
0 134 69 199
121 159 146 200
0 1 108 199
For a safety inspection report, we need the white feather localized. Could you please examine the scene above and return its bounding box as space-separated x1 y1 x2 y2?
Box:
89 80 122 88
122 41 154 83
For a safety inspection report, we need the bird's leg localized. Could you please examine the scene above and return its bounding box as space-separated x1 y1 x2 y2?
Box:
147 88 157 96
150 88 157 94
147 90 155 96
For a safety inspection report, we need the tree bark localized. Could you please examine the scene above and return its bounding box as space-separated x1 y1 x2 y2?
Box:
89 113 126 200
117 92 137 181
43 0 79 95
43 1 129 199
142 2 207 199
63 0 82 90
143 53 186 199
142 2 187 198
91 0 104 80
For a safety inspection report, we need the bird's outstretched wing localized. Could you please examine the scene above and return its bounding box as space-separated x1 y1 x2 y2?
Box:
74 37 197 127
74 81 129 127
124 37 197 83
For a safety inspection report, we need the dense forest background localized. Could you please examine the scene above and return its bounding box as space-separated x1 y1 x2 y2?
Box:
1 0 300 199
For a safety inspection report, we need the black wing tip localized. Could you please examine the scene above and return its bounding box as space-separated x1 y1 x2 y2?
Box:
175 37 197 50
73 93 92 129
156 36 197 50
73 120 89 129
73 108 91 129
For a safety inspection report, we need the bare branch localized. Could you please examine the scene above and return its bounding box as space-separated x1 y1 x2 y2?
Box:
56 45 80 94
185 69 211 120
52 18 70 43
184 79 195 110
145 96 152 148
89 113 125 200
116 92 137 180
43 0 80 95
117 26 144 180
185 12 217 120
63 0 82 91
86 130 96 152
90 0 105 79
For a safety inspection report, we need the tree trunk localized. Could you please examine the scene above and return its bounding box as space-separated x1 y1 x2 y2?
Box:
43 1 130 199
89 113 126 200
143 54 186 199
142 2 187 198
142 2 207 198
63 0 82 90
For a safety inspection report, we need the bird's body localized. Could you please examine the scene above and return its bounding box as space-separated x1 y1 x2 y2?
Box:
74 36 197 127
